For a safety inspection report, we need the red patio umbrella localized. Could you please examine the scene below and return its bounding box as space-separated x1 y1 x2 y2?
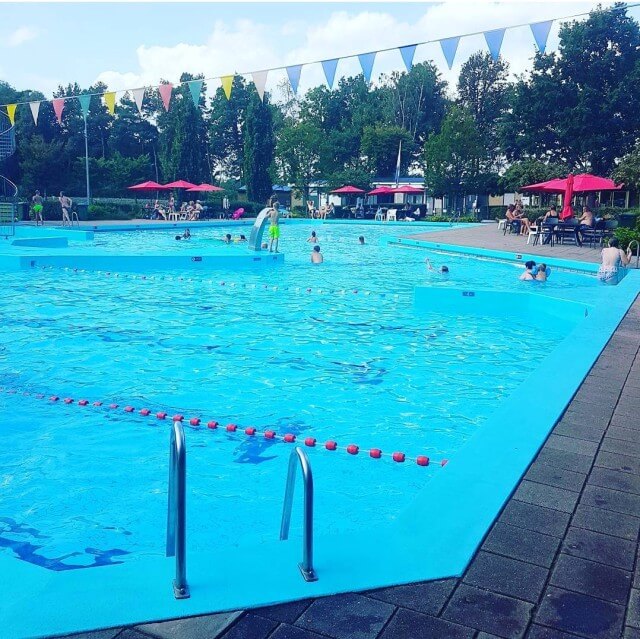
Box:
185 183 224 193
392 185 424 194
367 186 393 195
520 174 622 193
331 185 366 194
163 180 199 189
127 180 171 191
560 174 574 220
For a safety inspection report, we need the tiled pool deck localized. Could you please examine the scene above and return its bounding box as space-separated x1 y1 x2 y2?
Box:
47 225 640 639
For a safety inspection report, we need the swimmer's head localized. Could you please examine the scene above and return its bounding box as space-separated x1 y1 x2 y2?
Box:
175 235 182 240
313 245 321 252
538 263 547 272
609 237 619 248
359 236 365 244
311 231 316 237
226 233 231 240
524 260 536 271
261 242 268 249
441 265 449 273
240 234 246 240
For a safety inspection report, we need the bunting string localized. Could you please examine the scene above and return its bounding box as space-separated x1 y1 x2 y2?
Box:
2 3 639 122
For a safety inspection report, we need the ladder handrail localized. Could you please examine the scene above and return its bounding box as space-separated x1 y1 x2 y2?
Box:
166 421 190 599
280 447 318 582
628 240 640 268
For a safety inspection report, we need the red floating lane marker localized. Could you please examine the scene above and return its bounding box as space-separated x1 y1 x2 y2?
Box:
325 440 337 450
50 396 59 402
245 427 256 436
283 433 296 443
93 401 103 407
226 423 237 432
173 414 184 422
156 412 167 420
392 452 406 463
78 399 88 406
264 430 276 439
124 406 134 413
347 444 359 455
304 437 316 447
369 448 382 459
189 417 201 426
139 408 151 416
441 459 448 467
109 403 119 409
207 420 218 429
416 456 430 467
64 398 74 404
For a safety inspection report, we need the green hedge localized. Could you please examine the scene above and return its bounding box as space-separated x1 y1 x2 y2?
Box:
88 203 143 220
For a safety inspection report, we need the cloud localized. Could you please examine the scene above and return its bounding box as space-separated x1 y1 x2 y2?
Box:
6 26 40 47
94 2 601 101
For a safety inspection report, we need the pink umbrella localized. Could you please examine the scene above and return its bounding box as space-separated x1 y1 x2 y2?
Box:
367 186 393 195
128 180 171 191
560 174 574 220
521 174 622 193
331 185 366 194
185 183 224 193
163 180 199 189
392 185 424 194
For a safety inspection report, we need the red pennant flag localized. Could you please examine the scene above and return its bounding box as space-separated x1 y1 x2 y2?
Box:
158 83 173 111
52 98 65 124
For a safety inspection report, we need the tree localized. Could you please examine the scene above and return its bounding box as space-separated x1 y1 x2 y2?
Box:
423 106 485 198
360 125 414 177
613 143 640 193
499 159 570 193
243 92 275 204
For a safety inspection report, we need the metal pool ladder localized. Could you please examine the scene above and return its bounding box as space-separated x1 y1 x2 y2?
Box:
280 447 318 582
629 240 640 269
166 420 190 599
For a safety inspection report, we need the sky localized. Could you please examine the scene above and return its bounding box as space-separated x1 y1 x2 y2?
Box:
2 1 639 103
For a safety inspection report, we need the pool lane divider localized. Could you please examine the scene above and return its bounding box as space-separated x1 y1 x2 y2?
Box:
1 386 447 468
34 265 403 299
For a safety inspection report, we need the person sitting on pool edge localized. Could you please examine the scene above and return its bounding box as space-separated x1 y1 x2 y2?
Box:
425 258 449 274
311 245 323 264
519 260 538 280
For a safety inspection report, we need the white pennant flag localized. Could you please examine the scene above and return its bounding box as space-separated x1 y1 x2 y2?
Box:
132 87 145 113
252 70 269 101
29 101 40 125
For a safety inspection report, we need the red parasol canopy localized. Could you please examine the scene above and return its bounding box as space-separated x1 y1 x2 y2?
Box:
127 180 171 191
186 183 224 192
331 185 366 194
560 174 574 220
520 173 622 194
163 180 199 189
392 185 424 194
367 186 394 195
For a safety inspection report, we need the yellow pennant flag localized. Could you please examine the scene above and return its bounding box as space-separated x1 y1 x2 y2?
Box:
6 104 17 125
103 92 116 115
221 76 234 100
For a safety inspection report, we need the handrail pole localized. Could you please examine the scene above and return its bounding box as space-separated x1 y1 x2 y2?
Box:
279 447 318 582
628 240 640 268
166 421 190 599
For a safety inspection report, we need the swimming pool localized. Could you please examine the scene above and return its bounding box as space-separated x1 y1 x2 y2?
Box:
1 221 638 637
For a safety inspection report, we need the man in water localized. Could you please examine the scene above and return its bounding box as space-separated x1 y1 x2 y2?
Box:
358 236 365 245
425 258 449 274
311 245 323 263
268 202 281 253
32 191 44 225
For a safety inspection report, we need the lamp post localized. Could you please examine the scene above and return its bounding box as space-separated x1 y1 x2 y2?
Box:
83 113 91 205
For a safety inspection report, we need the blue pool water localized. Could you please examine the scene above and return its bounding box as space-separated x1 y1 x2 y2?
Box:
0 223 599 572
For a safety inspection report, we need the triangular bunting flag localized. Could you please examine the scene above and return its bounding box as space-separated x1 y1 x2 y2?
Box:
484 28 506 61
158 83 173 111
187 80 203 107
132 88 145 113
52 98 65 124
252 70 269 101
221 76 234 100
358 52 376 83
29 101 40 125
321 58 339 89
103 92 116 115
78 94 91 118
6 104 17 126
399 45 417 72
286 65 303 95
440 37 460 69
530 20 553 53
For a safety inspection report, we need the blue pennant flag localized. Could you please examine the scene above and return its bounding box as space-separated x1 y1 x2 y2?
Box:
530 20 553 53
484 28 505 61
399 45 417 72
321 58 339 89
439 37 460 70
358 52 376 83
286 64 303 95
187 80 203 107
78 94 91 118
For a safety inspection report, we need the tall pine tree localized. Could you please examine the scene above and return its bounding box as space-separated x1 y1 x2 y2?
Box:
243 91 274 204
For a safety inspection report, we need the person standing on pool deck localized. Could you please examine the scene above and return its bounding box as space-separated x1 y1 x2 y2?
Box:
59 192 72 226
32 191 44 225
268 202 281 253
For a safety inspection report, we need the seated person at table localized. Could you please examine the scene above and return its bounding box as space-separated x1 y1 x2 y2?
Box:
541 206 559 244
519 260 538 281
326 203 335 217
505 204 521 233
576 206 595 245
515 202 531 235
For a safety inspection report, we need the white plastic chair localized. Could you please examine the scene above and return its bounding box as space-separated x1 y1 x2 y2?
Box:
386 209 397 222
374 208 384 222
497 219 507 230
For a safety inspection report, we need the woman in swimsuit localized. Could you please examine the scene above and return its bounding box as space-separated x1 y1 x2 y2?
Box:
598 237 631 285
59 191 72 226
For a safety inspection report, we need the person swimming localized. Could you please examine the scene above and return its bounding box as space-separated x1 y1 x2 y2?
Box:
223 233 232 244
425 258 449 274
307 231 318 243
311 245 323 264
358 236 365 245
